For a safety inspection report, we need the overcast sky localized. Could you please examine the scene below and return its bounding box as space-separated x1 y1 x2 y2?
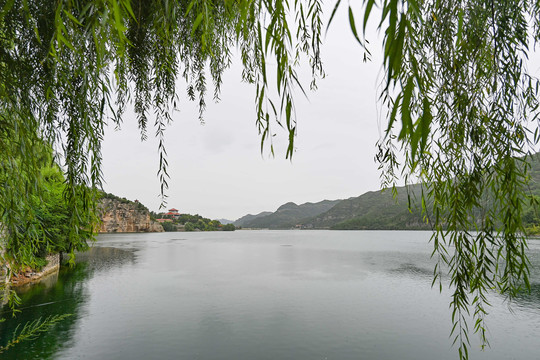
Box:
100 5 393 221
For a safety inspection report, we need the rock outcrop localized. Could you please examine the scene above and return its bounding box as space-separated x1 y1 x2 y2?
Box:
98 197 164 233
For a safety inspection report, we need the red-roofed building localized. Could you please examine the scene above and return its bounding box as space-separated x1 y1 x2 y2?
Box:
162 208 181 219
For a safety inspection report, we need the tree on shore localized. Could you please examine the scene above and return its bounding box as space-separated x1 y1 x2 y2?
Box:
158 213 232 231
1 1 539 358
0 133 93 271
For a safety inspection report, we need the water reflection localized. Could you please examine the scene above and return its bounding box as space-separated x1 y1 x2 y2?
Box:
73 246 136 272
381 245 540 318
390 262 433 278
0 247 135 360
512 282 540 311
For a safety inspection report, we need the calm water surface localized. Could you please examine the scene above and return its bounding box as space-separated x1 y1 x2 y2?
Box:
1 230 540 359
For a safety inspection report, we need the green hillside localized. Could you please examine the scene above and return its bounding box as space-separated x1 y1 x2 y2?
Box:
308 153 540 230
233 211 272 227
306 185 427 230
240 200 341 229
234 153 540 231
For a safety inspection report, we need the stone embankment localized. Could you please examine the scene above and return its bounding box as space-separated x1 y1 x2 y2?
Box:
99 198 164 233
1 252 61 305
10 253 60 287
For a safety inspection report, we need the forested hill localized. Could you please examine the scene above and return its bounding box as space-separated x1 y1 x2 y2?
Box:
236 200 341 229
237 153 540 230
233 212 272 227
235 190 424 230
309 153 540 230
306 185 426 230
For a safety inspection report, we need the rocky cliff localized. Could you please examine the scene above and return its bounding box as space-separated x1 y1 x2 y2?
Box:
98 197 164 233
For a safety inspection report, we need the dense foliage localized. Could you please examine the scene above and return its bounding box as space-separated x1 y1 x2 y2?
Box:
28 166 92 261
160 221 177 232
1 135 92 272
158 213 235 232
358 1 540 355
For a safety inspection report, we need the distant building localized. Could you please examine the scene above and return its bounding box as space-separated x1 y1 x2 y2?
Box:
162 207 181 219
156 218 173 223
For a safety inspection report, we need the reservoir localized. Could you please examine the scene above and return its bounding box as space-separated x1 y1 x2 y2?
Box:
1 230 540 359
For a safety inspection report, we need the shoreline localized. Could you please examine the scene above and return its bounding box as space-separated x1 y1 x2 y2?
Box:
10 253 60 288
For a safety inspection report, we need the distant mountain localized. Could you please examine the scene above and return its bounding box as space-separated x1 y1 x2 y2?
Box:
233 211 272 227
305 185 427 230
240 200 341 229
236 153 540 231
217 218 234 225
306 153 540 230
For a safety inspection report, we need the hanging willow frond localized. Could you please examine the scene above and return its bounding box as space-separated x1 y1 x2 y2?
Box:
0 314 72 353
0 0 324 267
2 1 540 359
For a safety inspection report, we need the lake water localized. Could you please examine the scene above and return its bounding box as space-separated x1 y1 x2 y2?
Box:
1 230 540 360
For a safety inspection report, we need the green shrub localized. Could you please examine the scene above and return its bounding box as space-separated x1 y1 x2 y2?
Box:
222 224 235 231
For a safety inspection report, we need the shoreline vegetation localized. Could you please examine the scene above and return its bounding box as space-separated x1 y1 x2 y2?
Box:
153 210 235 232
1 142 93 308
